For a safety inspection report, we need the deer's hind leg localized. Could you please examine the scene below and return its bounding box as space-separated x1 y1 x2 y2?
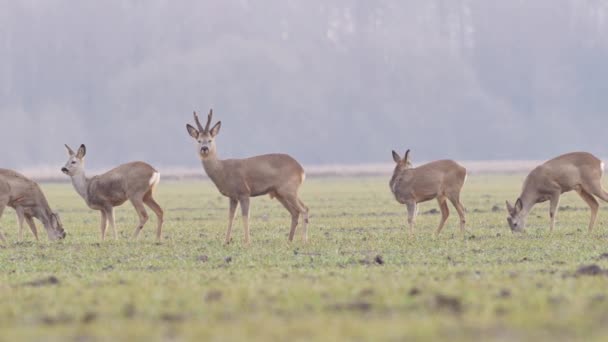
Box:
24 215 38 241
130 194 149 240
447 192 466 235
239 196 251 245
576 188 599 232
435 196 450 235
275 193 301 242
143 190 164 241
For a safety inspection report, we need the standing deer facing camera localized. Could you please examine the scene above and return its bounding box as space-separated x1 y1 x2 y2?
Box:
61 144 164 241
390 149 467 236
506 152 608 233
186 109 309 244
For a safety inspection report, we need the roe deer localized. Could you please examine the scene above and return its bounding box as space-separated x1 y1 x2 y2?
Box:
0 169 66 242
390 149 467 236
506 152 608 233
186 109 309 244
61 144 164 241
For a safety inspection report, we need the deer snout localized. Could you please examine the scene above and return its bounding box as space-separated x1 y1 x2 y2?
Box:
201 146 209 154
61 167 69 174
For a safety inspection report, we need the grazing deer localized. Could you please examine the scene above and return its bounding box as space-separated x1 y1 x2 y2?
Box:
0 169 66 242
506 152 608 233
61 144 164 241
186 109 309 244
390 150 467 236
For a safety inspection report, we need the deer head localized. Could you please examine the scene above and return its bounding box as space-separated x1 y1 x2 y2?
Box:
506 199 525 232
61 144 86 176
186 109 222 159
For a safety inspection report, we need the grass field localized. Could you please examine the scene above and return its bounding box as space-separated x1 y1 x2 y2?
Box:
2 175 608 341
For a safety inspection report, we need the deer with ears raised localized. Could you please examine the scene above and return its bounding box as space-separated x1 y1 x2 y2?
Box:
61 144 164 241
390 149 467 237
186 109 309 245
506 152 608 233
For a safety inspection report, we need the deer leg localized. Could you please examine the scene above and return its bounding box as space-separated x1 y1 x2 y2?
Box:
130 197 149 240
435 197 450 235
239 196 251 245
100 210 109 241
406 202 418 237
548 194 560 233
15 207 25 241
105 207 117 241
225 198 238 245
297 198 310 243
24 215 39 241
0 204 6 243
576 189 599 233
143 191 164 242
448 195 466 235
275 194 300 242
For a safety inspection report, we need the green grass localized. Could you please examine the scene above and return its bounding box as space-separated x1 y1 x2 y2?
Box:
2 175 608 341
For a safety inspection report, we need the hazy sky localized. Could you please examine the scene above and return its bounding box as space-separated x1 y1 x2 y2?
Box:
2 1 608 169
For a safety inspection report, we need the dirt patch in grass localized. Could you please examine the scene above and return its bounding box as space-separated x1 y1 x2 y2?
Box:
575 264 608 276
22 276 59 287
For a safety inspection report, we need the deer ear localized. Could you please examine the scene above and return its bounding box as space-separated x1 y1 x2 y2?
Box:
76 144 86 159
506 200 514 214
186 124 199 139
392 150 401 163
64 144 75 156
515 198 523 211
210 121 221 137
403 149 411 164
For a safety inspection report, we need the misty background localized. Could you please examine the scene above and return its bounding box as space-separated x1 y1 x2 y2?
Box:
2 1 608 171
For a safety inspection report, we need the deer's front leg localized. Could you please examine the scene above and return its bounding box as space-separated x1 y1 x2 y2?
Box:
239 196 251 245
225 198 238 245
406 202 418 237
99 210 108 241
549 194 560 233
16 207 25 241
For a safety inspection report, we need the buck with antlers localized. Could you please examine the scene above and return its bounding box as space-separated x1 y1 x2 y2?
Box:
506 152 608 233
0 169 66 242
61 144 164 241
186 109 309 244
390 149 467 236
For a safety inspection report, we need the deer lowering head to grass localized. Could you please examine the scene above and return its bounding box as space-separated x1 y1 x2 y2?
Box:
506 152 608 233
186 109 309 244
0 169 66 243
61 144 164 241
390 149 467 237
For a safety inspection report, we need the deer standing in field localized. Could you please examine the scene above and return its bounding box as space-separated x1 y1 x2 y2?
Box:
186 109 309 244
61 144 164 241
0 169 66 242
390 150 467 236
506 152 608 233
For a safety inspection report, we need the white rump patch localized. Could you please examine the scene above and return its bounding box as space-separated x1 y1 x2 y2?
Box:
149 172 161 186
602 162 605 174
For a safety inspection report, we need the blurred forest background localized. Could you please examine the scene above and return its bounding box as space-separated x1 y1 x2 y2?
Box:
2 1 608 169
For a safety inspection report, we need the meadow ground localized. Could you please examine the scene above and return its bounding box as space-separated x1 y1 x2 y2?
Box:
2 175 608 341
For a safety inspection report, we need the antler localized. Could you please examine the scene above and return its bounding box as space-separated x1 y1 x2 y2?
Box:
204 109 213 133
193 111 205 132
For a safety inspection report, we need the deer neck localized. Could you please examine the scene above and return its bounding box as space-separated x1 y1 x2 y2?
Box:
201 154 225 185
70 170 90 203
517 190 537 218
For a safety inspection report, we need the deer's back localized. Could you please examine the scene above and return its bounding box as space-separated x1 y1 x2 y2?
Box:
393 160 466 203
0 169 46 208
88 162 158 207
528 152 602 191
212 154 305 198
